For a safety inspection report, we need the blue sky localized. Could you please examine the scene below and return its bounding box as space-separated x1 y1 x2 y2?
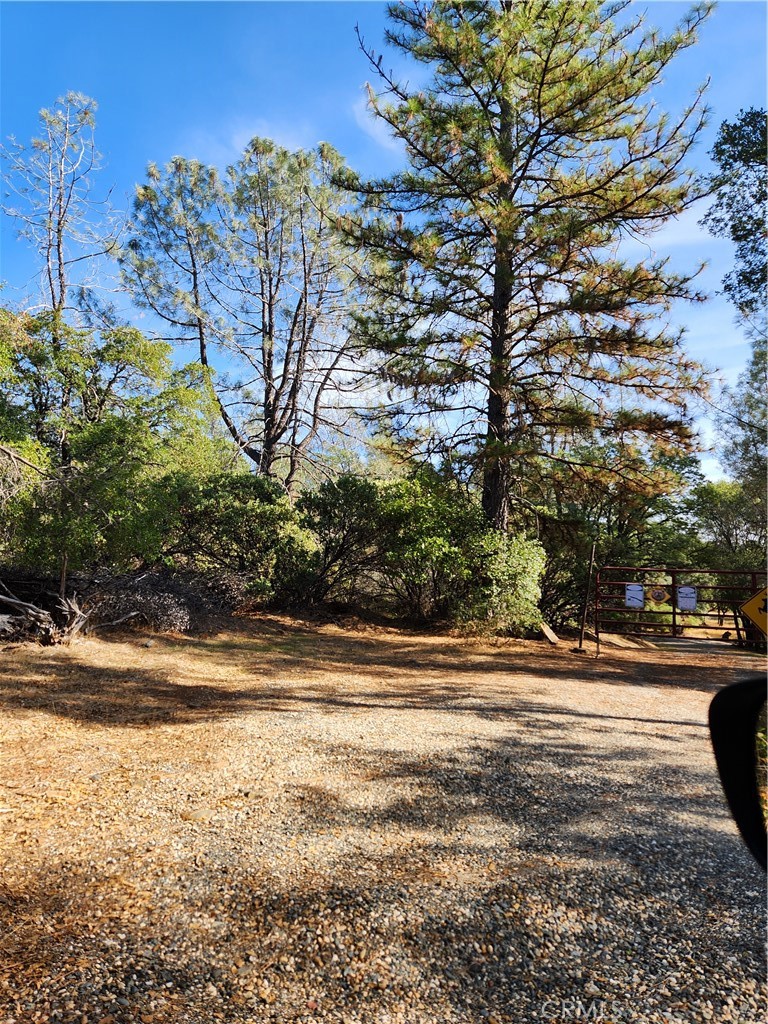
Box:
1 1 766 474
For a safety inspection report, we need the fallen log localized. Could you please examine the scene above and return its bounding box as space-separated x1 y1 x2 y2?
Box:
0 581 94 644
0 614 27 636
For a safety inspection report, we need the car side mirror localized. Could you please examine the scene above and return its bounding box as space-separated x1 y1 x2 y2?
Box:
709 675 767 871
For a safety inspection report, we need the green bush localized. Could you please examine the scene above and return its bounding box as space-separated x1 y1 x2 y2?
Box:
376 476 485 619
154 471 300 598
295 473 545 630
458 531 546 632
296 475 382 603
5 440 546 630
9 415 170 574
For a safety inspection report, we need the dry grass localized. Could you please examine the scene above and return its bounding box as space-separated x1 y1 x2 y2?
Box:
0 615 764 1023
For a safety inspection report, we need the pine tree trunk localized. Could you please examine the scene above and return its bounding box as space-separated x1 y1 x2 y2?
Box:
481 93 516 532
481 262 513 531
259 434 276 478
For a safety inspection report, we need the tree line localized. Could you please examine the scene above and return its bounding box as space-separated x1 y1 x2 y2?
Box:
0 1 765 641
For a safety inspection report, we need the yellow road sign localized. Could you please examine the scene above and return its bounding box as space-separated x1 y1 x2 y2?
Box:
648 586 670 604
739 587 767 637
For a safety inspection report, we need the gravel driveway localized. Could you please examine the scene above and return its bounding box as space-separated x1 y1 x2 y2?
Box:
1 617 765 1024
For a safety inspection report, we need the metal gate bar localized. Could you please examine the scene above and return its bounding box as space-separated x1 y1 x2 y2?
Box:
594 565 767 647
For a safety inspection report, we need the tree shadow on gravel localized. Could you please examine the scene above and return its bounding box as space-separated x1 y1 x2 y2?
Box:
0 610 758 728
92 613 763 689
305 732 726 857
2 728 765 1024
3 620 765 1021
0 657 289 726
0 651 719 729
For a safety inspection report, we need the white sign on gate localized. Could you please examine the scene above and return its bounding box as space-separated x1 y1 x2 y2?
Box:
677 585 697 612
625 583 644 609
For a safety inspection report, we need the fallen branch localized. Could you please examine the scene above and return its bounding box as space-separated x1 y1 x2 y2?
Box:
89 610 142 630
0 581 94 645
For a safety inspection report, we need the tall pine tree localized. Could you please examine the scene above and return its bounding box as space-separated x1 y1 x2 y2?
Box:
343 0 712 529
123 142 366 492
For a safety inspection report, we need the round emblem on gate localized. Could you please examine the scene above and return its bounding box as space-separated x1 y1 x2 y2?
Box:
648 586 670 604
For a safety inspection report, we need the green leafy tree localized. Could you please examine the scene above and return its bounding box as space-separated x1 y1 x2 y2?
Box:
531 443 701 625
701 108 767 548
343 0 711 529
0 310 216 574
717 335 767 533
123 141 368 492
701 107 767 329
688 479 766 569
0 309 50 513
1 94 226 595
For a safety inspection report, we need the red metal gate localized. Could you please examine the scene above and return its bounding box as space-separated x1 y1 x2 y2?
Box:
594 566 767 647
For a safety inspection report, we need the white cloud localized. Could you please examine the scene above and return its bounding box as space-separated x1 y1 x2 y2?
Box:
618 201 731 260
352 94 405 156
181 116 323 168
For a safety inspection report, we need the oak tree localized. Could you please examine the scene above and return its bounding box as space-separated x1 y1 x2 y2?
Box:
701 108 767 540
701 107 767 329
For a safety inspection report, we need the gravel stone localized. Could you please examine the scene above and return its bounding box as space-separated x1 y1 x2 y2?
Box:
0 617 765 1023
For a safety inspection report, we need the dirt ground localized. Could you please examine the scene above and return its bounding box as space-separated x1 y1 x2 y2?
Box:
0 616 765 1024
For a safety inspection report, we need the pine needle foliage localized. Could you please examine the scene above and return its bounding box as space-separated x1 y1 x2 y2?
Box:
341 0 713 528
123 141 367 492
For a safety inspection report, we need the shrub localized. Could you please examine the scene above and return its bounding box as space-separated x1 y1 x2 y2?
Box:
295 475 382 603
295 473 545 631
156 471 298 599
455 531 545 632
376 476 485 619
6 460 546 633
